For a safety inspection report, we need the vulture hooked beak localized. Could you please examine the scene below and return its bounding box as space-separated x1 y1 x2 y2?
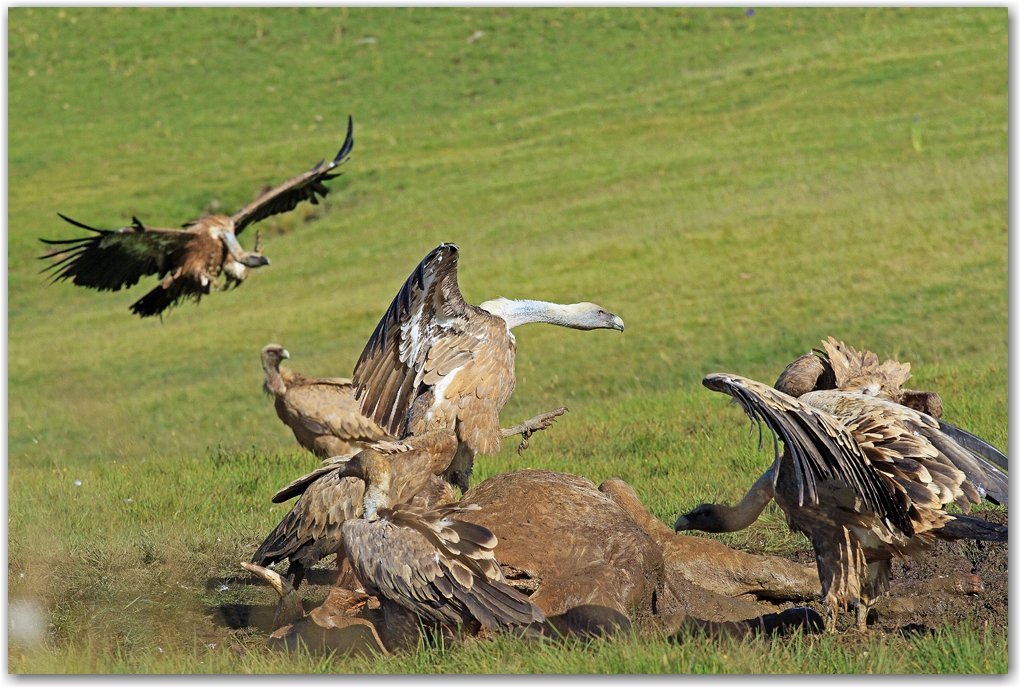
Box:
610 314 625 332
281 349 290 360
243 253 271 268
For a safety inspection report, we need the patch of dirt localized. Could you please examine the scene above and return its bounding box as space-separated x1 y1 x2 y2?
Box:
782 509 1007 634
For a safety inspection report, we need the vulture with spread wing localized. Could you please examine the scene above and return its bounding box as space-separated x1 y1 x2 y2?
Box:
352 242 625 492
249 439 545 633
39 117 355 318
261 344 391 458
675 341 1008 632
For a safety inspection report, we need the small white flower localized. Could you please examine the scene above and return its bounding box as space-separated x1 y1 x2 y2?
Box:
74 480 82 486
19 573 24 578
208 643 217 649
158 647 163 653
216 538 221 542
124 498 133 503
218 584 229 592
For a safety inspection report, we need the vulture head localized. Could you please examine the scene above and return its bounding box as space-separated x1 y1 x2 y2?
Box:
261 344 290 396
673 503 734 534
324 449 393 520
566 302 626 332
480 298 625 332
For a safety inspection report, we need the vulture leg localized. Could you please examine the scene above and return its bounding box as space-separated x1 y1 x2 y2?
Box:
286 561 306 590
811 525 866 633
500 407 569 455
856 559 891 632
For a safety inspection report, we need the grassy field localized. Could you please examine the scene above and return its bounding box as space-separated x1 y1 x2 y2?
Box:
8 7 1007 673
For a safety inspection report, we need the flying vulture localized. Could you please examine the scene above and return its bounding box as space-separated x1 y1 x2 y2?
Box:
38 117 355 318
261 343 391 458
675 343 1008 632
352 242 625 492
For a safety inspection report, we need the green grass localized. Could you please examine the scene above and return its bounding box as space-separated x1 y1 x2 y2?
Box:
8 7 1007 673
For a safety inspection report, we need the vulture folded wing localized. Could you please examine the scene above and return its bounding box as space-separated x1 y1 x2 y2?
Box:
909 418 1008 507
231 116 354 236
352 243 472 436
253 468 365 568
703 373 913 536
343 509 544 631
282 383 388 442
39 214 195 292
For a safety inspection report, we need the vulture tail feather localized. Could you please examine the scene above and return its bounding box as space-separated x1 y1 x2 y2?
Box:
938 514 1008 542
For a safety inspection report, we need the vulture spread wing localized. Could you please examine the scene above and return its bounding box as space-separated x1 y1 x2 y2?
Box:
39 214 196 292
342 503 545 631
353 243 473 436
253 467 366 569
231 116 354 236
703 373 913 536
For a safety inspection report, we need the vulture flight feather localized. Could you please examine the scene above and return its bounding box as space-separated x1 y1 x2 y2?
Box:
675 341 1007 631
39 117 355 318
251 430 458 589
261 343 391 458
352 242 624 492
256 445 545 632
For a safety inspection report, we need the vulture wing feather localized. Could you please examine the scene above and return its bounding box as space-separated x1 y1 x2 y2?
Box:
703 373 913 536
352 243 471 436
231 116 354 236
39 214 196 292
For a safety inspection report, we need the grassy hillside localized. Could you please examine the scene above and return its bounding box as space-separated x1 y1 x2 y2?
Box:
8 7 1007 673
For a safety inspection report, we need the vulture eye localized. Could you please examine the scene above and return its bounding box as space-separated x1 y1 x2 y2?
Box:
597 310 606 317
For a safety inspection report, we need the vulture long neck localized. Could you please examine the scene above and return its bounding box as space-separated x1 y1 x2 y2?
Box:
711 469 776 532
479 298 589 330
359 452 393 521
263 359 287 397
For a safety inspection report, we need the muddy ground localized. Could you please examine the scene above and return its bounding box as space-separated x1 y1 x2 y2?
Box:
777 509 1008 635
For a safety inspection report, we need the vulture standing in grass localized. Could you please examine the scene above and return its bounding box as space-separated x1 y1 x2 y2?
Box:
352 241 625 492
39 117 355 318
261 344 391 458
675 339 1008 632
249 436 546 634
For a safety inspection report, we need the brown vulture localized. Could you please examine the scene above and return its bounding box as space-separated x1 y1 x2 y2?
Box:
674 341 1008 632
261 343 391 458
38 117 355 318
351 242 625 492
248 446 545 634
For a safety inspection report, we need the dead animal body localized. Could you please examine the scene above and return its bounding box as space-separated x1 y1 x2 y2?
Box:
38 117 354 318
261 344 391 458
244 469 834 654
351 242 624 493
675 339 1008 632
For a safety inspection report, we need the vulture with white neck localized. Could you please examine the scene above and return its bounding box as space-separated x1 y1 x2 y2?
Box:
261 343 391 458
674 339 1008 632
352 242 624 491
38 117 354 318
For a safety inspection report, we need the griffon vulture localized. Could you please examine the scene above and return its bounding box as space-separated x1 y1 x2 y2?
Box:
261 344 391 458
674 356 1008 631
352 242 625 492
38 117 355 318
250 436 546 633
252 409 567 591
